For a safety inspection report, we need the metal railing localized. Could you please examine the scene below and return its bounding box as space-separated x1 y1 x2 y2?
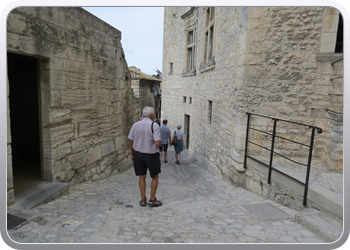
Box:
243 112 323 206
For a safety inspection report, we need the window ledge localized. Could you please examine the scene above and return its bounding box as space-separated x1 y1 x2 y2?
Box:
182 70 196 77
316 53 343 63
326 109 343 122
199 58 216 73
199 64 215 73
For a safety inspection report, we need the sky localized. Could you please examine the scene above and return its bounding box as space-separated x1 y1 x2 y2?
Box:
83 7 164 76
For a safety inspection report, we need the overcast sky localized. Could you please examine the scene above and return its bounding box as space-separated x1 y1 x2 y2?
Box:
83 7 164 76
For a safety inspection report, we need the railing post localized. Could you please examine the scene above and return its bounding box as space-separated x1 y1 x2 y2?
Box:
268 119 278 184
244 113 251 169
303 127 316 206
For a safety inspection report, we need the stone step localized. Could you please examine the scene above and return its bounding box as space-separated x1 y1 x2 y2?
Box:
245 156 343 219
269 160 343 219
295 208 343 242
11 182 69 210
245 156 343 242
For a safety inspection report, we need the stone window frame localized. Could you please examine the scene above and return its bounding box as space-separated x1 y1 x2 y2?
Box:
181 7 198 77
187 30 196 72
199 7 216 73
316 7 343 112
183 27 197 76
317 8 343 62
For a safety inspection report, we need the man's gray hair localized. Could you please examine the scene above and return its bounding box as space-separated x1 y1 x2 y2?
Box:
177 124 182 129
142 107 154 118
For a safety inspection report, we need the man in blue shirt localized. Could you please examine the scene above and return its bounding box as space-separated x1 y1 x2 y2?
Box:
159 119 172 163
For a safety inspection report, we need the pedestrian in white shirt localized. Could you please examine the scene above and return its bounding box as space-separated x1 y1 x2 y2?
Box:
128 107 162 207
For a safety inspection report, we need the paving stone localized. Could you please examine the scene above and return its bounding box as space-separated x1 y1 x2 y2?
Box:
140 236 152 243
238 236 258 243
7 149 327 244
243 203 293 221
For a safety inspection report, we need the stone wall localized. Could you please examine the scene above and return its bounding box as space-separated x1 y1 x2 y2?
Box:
7 7 140 204
162 7 250 184
131 79 141 97
131 79 161 117
242 7 343 166
162 7 343 185
325 110 343 173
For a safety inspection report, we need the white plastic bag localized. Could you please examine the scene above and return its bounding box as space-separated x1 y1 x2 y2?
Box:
182 149 189 161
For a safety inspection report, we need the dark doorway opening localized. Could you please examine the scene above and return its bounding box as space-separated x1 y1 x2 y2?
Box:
184 114 190 150
8 53 42 196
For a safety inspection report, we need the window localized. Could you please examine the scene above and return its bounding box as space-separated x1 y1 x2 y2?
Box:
317 10 343 63
189 97 192 104
170 62 173 74
208 101 212 125
181 8 198 76
183 96 187 103
335 14 343 53
152 87 158 96
204 7 215 65
186 30 196 73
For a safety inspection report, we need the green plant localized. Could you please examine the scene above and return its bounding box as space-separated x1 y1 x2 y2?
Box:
260 180 264 191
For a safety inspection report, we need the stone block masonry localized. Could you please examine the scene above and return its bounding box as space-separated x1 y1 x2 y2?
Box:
7 7 140 205
325 110 343 173
162 7 343 186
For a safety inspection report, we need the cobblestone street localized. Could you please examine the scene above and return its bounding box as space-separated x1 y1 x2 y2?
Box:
7 148 325 244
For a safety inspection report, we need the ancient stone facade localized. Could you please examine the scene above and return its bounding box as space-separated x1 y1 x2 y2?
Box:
129 66 162 118
325 110 343 173
7 7 140 206
162 7 343 184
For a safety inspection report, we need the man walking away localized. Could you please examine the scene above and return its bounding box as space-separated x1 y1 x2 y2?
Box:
128 107 163 207
159 119 172 163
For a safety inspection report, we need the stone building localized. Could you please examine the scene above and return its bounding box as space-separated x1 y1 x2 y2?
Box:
161 7 343 188
7 7 140 206
129 66 162 119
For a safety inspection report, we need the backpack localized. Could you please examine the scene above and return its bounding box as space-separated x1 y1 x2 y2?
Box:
172 131 178 145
